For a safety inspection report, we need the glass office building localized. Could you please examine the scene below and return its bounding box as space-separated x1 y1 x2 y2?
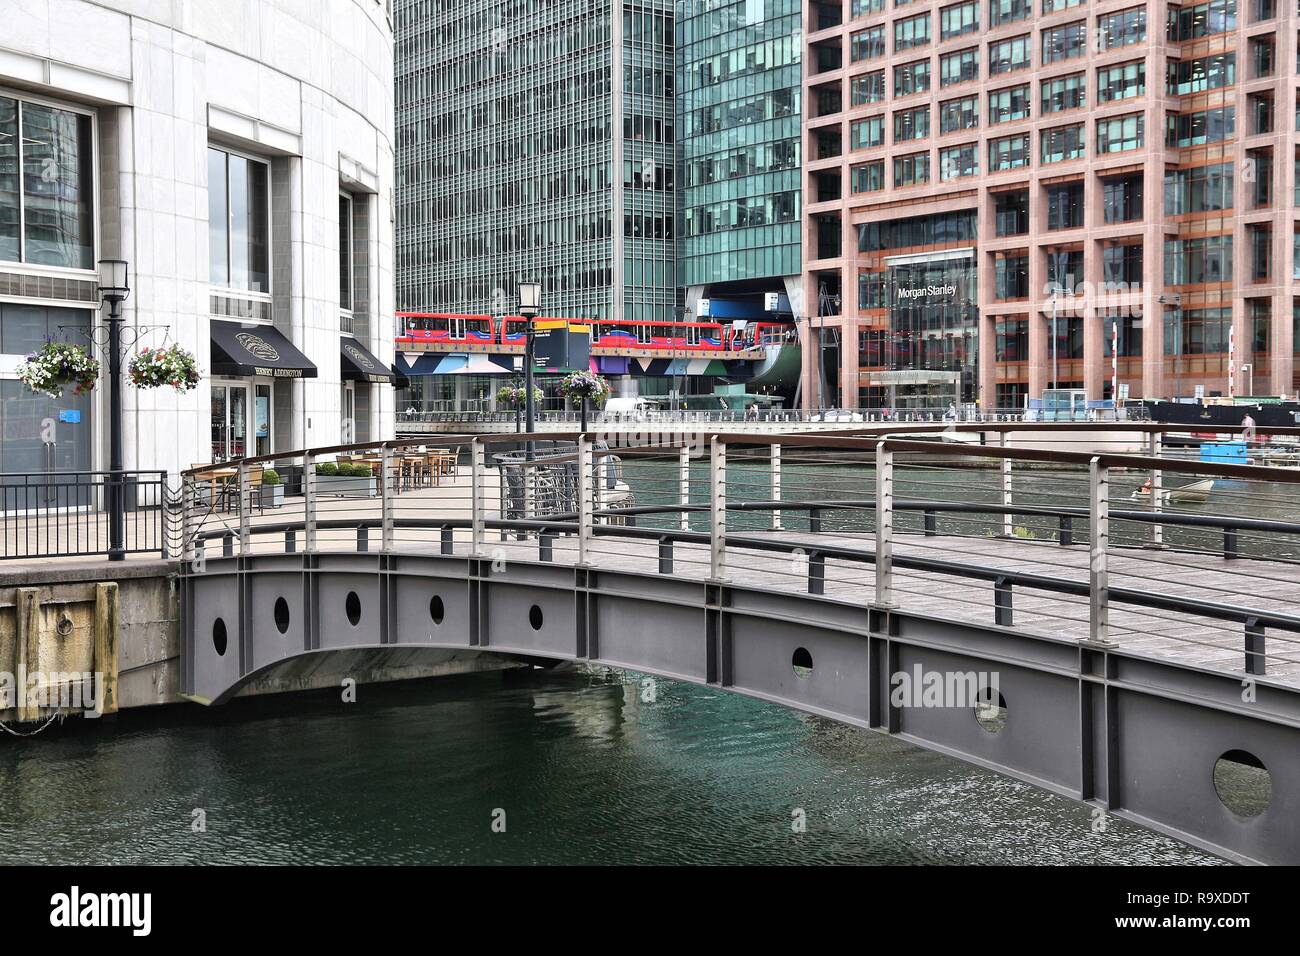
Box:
675 0 802 307
395 0 677 322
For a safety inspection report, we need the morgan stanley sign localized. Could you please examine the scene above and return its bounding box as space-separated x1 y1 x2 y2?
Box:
895 283 958 301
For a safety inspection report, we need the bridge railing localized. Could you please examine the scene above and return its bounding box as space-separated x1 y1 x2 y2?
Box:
179 423 1300 683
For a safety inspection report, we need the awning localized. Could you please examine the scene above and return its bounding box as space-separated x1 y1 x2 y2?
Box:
210 322 317 378
340 337 398 384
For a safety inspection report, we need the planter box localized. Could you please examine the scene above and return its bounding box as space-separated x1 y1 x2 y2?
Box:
316 474 378 497
258 484 285 509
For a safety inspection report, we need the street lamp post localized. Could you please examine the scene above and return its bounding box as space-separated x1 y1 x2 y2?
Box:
518 281 541 446
97 259 131 562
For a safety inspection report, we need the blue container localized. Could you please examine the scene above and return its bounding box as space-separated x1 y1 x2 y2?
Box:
1200 441 1248 464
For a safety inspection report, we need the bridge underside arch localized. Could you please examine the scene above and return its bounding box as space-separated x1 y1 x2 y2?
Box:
183 552 1300 865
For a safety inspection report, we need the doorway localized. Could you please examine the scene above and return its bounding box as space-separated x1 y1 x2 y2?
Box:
210 383 250 461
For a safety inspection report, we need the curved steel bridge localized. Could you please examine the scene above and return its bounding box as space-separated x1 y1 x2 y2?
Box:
179 423 1300 865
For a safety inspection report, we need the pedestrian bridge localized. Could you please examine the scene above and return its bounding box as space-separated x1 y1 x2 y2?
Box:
179 424 1300 865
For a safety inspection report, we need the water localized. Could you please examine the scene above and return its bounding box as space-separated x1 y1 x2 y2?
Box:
0 669 1219 864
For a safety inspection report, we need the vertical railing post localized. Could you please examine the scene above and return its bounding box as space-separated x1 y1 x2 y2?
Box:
380 444 394 552
999 432 1012 538
471 439 485 557
875 441 894 606
709 436 726 581
181 475 197 568
577 434 592 565
303 452 317 552
1149 431 1163 547
771 442 783 531
678 443 690 532
1089 456 1110 645
237 461 251 555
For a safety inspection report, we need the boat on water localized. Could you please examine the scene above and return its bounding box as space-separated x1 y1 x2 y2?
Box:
1132 477 1216 504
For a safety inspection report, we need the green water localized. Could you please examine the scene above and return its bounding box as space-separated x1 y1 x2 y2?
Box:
0 669 1220 865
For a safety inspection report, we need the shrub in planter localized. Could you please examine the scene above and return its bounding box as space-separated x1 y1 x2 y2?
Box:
258 468 284 508
315 462 338 477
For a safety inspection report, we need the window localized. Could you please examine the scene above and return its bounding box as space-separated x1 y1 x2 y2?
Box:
1100 8 1146 49
852 115 886 148
1165 107 1235 147
995 255 1030 299
894 152 931 186
0 95 94 270
339 193 353 313
940 1 980 38
1102 173 1144 222
1167 0 1236 40
852 26 886 61
857 209 977 251
940 95 980 132
852 71 887 105
988 36 1031 74
1164 163 1233 214
1249 36 1276 78
895 13 931 50
940 48 979 87
996 318 1029 363
1046 249 1085 292
989 85 1031 124
989 134 1031 170
852 0 885 16
852 161 887 192
894 106 930 141
1097 62 1145 102
1041 74 1086 113
1165 307 1232 355
1042 22 1087 63
1041 125 1085 163
1164 235 1233 284
1043 0 1083 10
995 190 1030 236
1097 114 1144 153
939 143 978 179
1167 53 1235 95
990 0 1031 25
208 146 270 293
1046 182 1084 229
895 59 931 96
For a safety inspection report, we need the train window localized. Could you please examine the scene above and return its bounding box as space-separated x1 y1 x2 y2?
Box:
686 325 701 345
637 325 651 344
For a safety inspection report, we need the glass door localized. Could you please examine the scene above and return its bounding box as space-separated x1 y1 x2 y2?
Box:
210 383 251 461
210 386 227 461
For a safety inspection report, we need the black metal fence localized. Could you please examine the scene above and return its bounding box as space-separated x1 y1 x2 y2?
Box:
1 471 175 560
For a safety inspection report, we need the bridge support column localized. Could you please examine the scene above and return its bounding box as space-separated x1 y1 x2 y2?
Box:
709 437 727 582
1088 457 1112 646
875 441 894 607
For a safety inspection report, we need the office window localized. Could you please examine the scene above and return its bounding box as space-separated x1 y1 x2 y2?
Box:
1167 0 1236 40
1043 0 1083 10
989 0 1031 25
1102 173 1144 222
208 146 270 293
988 36 1031 74
1046 182 1084 229
1097 62 1145 102
852 161 887 192
939 142 978 180
1163 163 1233 214
852 0 886 16
940 1 980 38
995 254 1030 299
1167 53 1235 95
1046 249 1085 292
989 133 1031 170
940 48 979 87
1100 8 1146 49
989 85 1031 124
995 190 1030 236
895 13 931 50
893 152 931 186
339 193 353 311
895 59 931 96
1041 74 1086 113
852 26 887 61
940 95 980 132
1097 115 1144 153
1042 22 1087 63
1165 107 1235 147
851 115 886 148
0 95 94 270
1164 235 1233 284
894 106 930 141
852 71 887 105
1041 125 1085 163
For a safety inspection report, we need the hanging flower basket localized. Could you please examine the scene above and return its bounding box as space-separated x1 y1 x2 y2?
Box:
16 342 100 399
128 344 201 392
496 384 543 408
558 371 611 404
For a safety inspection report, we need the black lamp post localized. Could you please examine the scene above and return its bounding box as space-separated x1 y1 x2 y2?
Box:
518 281 541 445
97 259 130 562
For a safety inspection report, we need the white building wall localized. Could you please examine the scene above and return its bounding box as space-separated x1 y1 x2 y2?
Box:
0 0 396 477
